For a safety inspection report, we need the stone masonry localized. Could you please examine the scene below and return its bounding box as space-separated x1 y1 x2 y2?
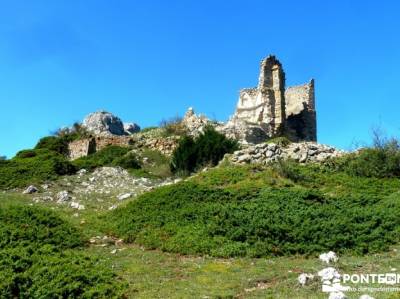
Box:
232 55 317 141
68 135 178 160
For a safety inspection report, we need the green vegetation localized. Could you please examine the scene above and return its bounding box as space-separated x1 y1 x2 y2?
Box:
159 116 187 137
0 148 76 189
130 149 172 178
0 201 125 298
329 138 400 178
108 163 400 257
140 126 158 133
170 126 239 174
36 123 91 156
72 145 139 171
266 136 291 147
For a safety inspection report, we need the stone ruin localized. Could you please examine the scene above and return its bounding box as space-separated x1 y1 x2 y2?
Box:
182 55 317 143
230 55 316 142
68 55 317 159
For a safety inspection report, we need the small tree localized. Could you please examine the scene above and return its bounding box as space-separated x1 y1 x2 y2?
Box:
170 135 197 174
170 126 239 174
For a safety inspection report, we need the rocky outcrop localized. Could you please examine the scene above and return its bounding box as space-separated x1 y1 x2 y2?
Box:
181 107 268 144
124 123 141 135
82 111 140 136
181 107 213 136
228 142 344 165
83 111 126 136
181 55 317 144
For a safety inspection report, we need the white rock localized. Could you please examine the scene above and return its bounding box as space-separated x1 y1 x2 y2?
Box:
329 292 347 299
117 193 132 201
77 169 87 175
70 202 85 210
23 185 38 194
318 267 341 281
359 295 375 299
56 190 71 203
298 273 314 286
124 122 141 134
319 251 338 264
82 111 126 136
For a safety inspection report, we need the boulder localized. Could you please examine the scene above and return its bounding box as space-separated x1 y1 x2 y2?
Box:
124 123 140 134
82 111 125 136
23 185 38 194
56 190 71 203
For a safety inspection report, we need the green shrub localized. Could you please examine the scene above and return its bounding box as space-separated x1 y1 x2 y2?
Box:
107 165 400 257
135 149 172 178
73 145 132 170
0 202 126 298
160 116 187 137
272 159 307 182
170 126 239 174
170 135 197 174
330 139 400 178
35 136 71 156
0 149 76 189
112 153 141 169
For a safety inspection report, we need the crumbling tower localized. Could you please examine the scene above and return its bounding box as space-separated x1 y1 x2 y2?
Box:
232 54 317 142
257 55 286 135
234 55 286 136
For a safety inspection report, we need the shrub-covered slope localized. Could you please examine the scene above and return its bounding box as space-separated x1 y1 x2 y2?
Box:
0 201 126 298
108 164 400 257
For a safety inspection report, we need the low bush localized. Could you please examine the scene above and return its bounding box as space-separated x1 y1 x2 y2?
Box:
0 202 125 298
0 149 76 189
141 126 158 133
108 164 400 257
159 116 187 137
329 138 400 178
170 126 239 174
35 136 71 156
72 145 136 170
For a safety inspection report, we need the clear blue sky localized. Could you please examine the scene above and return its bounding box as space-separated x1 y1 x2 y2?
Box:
1 0 399 158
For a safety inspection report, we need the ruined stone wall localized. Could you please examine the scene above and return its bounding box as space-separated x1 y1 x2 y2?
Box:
68 135 178 160
284 79 316 141
234 55 286 136
68 139 95 160
231 55 317 143
94 136 133 151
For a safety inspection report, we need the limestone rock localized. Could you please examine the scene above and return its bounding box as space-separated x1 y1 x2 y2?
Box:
124 123 141 135
298 273 315 286
56 190 71 203
23 185 38 194
181 107 212 136
82 111 125 136
227 142 344 165
117 193 132 200
319 251 338 264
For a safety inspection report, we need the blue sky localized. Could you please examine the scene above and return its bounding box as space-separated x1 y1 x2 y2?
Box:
0 0 399 158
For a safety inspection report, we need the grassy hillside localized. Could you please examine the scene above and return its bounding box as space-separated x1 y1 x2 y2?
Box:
0 199 126 298
107 163 400 257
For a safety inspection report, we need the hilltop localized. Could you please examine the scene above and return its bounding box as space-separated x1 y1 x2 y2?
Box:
2 55 400 299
